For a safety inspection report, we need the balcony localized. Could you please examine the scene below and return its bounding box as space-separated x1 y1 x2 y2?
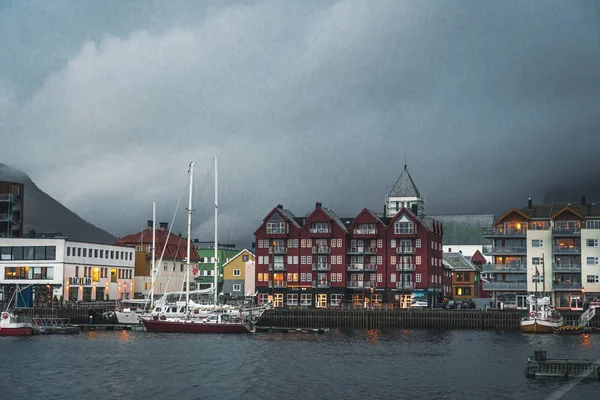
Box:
309 227 330 236
552 227 581 236
482 264 527 273
347 247 365 254
363 263 377 272
269 246 287 255
312 246 331 254
313 280 330 289
312 263 331 271
363 246 377 254
481 281 527 291
552 264 581 272
553 281 582 290
482 245 527 255
396 246 415 254
394 282 415 290
353 228 377 235
552 245 581 254
269 262 286 271
482 227 527 237
395 264 415 272
270 280 286 288
347 263 365 271
347 281 370 289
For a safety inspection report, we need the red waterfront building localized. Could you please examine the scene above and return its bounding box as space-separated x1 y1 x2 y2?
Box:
254 165 444 308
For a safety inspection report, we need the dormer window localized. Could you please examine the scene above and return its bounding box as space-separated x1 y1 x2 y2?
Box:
310 222 329 234
267 222 285 234
394 221 414 234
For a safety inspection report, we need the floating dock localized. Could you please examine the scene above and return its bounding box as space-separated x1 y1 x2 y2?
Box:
75 324 146 332
525 349 600 380
255 327 330 334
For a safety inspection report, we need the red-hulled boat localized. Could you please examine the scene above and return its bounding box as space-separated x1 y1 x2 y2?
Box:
142 313 254 334
0 311 34 337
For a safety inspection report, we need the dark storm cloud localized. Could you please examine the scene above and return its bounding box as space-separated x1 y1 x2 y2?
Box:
1 0 599 246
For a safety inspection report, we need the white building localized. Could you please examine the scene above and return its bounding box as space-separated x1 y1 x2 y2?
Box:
483 197 600 311
0 237 135 304
385 164 424 218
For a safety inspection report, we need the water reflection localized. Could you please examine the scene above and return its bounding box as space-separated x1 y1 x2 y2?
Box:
579 333 592 349
119 330 134 342
87 331 100 340
366 329 379 344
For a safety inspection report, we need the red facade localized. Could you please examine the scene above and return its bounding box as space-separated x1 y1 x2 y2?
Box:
254 203 444 308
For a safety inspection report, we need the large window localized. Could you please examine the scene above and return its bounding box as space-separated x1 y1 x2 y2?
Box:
394 221 414 234
5 266 54 280
266 222 285 234
0 246 56 261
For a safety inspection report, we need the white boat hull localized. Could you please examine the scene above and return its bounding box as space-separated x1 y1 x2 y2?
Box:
521 318 563 333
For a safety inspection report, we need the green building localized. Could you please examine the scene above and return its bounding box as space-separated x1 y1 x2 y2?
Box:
193 241 239 293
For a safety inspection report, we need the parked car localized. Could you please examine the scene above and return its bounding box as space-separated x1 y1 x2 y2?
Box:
443 300 457 309
411 301 428 309
460 299 476 309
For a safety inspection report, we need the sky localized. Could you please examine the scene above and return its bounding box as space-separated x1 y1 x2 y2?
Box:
1 0 600 247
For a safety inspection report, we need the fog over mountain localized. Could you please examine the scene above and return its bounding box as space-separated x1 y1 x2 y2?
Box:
1 1 599 247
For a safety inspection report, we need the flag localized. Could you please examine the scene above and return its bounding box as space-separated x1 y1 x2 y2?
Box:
193 267 198 275
535 266 540 276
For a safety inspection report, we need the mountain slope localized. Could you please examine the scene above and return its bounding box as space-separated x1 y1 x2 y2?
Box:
0 163 116 244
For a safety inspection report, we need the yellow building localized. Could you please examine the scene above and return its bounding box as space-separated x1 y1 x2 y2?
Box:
222 249 255 298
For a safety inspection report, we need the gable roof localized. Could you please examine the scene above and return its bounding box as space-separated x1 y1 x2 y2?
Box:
222 248 254 269
347 208 386 229
443 252 479 272
471 250 487 264
388 165 420 198
115 227 200 261
551 205 584 219
430 214 494 245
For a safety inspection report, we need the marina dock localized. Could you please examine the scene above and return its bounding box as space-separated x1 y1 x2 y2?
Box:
525 349 600 380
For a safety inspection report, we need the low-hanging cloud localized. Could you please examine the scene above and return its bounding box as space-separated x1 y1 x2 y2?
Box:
1 0 600 247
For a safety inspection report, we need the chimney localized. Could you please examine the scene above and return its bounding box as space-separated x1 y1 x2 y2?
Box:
159 222 168 230
315 202 322 209
581 194 586 206
147 220 153 228
448 248 451 253
277 204 283 209
528 198 532 209
383 204 387 217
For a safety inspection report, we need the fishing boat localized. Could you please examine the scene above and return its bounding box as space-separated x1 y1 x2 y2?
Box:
142 157 264 333
0 286 34 336
521 295 563 333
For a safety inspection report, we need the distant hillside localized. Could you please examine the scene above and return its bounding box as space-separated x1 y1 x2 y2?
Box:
0 163 116 244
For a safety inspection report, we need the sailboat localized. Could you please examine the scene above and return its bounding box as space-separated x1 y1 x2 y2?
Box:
0 285 34 336
520 256 563 333
142 157 264 333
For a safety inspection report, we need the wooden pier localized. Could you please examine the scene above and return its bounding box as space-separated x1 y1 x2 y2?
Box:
525 349 600 380
256 308 524 331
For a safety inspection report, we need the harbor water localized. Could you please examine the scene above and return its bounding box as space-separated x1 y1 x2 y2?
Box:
1 330 598 400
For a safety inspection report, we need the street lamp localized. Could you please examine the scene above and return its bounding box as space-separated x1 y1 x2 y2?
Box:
401 241 405 308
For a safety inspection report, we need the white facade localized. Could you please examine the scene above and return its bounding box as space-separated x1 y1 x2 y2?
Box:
0 238 135 303
135 255 191 299
526 230 552 293
581 228 600 294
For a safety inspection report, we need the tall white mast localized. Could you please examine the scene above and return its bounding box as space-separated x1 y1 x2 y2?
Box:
151 202 156 308
186 162 195 306
213 155 218 305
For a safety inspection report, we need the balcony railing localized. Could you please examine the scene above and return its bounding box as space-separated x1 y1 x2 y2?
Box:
482 264 527 272
482 281 527 290
271 280 286 288
363 263 378 271
347 281 365 288
312 263 331 271
482 245 527 255
312 246 331 254
269 246 287 254
353 228 377 235
347 263 365 271
396 246 415 254
553 281 582 290
482 227 528 237
269 263 286 271
395 282 415 290
313 281 330 289
347 247 365 254
363 246 377 254
552 264 581 272
552 245 581 253
309 228 330 234
395 264 415 272
552 227 581 236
